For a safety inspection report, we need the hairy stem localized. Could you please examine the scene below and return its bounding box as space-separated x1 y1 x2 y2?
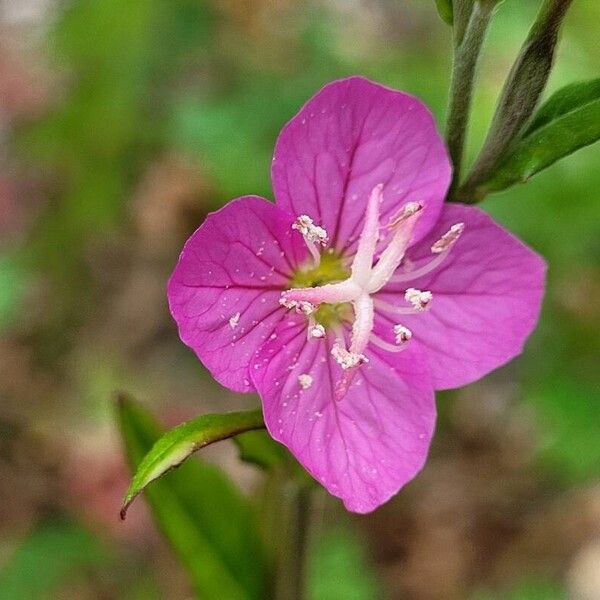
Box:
445 0 494 195
457 0 575 202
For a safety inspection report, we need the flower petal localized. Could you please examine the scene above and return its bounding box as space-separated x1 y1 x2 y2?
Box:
251 321 436 513
377 204 546 389
168 196 307 393
272 76 451 254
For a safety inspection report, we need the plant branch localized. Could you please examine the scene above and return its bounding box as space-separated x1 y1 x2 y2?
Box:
457 0 575 202
445 0 494 195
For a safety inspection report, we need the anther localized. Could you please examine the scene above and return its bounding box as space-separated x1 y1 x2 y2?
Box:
393 324 412 344
404 288 433 311
292 215 329 246
308 323 325 339
402 202 422 217
298 374 313 389
387 202 423 229
279 297 296 310
431 222 464 254
298 301 316 315
331 339 368 370
279 297 317 315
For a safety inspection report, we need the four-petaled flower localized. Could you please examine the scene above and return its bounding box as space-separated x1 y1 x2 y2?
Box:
168 77 545 513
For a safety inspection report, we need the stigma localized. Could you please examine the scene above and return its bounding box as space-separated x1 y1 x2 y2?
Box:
281 184 464 395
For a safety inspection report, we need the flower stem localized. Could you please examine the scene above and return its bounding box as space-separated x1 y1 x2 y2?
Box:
273 478 312 600
445 0 494 197
457 0 574 202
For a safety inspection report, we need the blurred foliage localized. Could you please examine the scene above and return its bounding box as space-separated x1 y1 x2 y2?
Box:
170 13 349 202
307 528 381 600
529 377 600 484
472 579 566 600
0 520 109 599
0 254 25 329
12 0 216 356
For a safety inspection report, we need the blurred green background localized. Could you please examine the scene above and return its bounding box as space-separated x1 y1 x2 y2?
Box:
0 1 598 598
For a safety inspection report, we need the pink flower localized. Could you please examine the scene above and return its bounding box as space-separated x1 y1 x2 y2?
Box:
168 77 545 513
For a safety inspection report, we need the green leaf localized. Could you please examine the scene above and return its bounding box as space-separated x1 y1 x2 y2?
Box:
116 394 266 600
458 0 575 199
233 430 291 470
477 98 600 194
0 521 108 599
525 78 600 136
121 407 264 517
307 528 381 600
435 0 453 25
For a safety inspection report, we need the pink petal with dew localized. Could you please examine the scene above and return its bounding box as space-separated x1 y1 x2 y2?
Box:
251 320 436 513
168 196 308 393
272 76 451 254
378 204 546 390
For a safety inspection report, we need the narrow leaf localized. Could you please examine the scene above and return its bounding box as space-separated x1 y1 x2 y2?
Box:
234 429 290 470
477 99 600 194
116 394 266 600
435 0 453 25
524 78 600 136
121 407 264 517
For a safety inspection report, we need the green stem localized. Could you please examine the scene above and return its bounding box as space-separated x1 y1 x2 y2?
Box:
273 478 312 600
445 1 494 195
457 0 574 202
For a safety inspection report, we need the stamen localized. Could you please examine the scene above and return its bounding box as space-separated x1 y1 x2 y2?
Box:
292 214 329 267
390 223 465 283
388 252 446 283
393 324 412 344
387 201 422 228
431 223 464 254
374 298 422 315
306 241 321 266
367 203 423 293
298 302 316 315
292 215 329 246
331 339 368 369
404 288 433 311
228 312 240 329
308 323 325 339
279 297 296 310
369 332 409 353
279 297 316 315
298 373 313 389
